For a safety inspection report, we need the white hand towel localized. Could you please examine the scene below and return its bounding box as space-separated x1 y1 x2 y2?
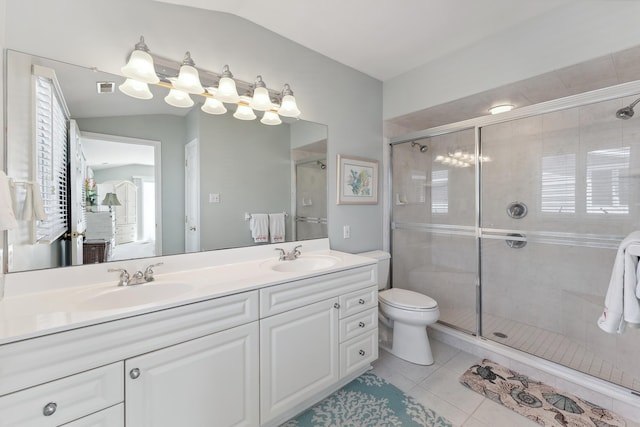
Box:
269 213 285 243
31 183 47 221
0 172 18 229
250 213 269 243
598 231 640 334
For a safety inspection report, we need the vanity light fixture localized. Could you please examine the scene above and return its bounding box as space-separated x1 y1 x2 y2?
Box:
233 96 257 120
249 76 274 111
201 88 227 115
173 52 204 94
277 84 301 118
164 87 194 108
118 37 302 125
489 104 514 115
118 78 153 100
121 36 159 84
261 110 282 126
215 65 241 103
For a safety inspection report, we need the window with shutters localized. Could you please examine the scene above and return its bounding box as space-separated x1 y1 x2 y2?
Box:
33 66 69 243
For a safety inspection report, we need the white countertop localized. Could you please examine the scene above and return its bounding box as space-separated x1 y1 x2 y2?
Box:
0 240 376 345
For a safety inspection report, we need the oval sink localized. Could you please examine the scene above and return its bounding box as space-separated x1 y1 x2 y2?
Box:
270 255 340 273
79 282 194 310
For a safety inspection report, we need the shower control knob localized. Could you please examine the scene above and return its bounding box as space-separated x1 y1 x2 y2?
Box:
333 303 340 309
359 350 366 356
358 299 365 305
358 322 365 328
43 402 57 416
129 368 141 379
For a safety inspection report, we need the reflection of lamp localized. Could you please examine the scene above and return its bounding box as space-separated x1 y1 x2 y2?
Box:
101 193 121 212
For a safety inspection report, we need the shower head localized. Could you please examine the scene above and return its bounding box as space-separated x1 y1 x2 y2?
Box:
411 141 428 153
616 97 640 120
317 160 326 169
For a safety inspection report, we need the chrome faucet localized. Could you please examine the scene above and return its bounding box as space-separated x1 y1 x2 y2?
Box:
109 262 164 286
275 245 302 261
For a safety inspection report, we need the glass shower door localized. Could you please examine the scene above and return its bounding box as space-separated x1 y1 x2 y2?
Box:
391 129 478 334
479 98 640 391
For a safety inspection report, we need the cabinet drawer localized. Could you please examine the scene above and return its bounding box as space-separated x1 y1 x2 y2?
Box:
340 330 378 379
260 265 375 317
339 286 377 318
340 308 377 343
61 403 123 426
0 362 123 427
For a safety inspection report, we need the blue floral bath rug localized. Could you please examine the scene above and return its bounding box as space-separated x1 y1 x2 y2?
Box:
460 359 626 426
281 371 453 427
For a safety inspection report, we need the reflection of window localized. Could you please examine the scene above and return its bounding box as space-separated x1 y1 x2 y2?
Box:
431 170 448 214
541 154 575 213
34 67 69 243
587 147 629 214
411 171 426 204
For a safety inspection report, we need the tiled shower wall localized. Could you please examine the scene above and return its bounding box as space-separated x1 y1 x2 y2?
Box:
392 95 640 391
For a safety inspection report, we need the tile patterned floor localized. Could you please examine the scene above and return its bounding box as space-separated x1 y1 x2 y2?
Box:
371 339 640 427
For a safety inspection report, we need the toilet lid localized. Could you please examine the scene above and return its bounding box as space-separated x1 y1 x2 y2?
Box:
379 288 438 310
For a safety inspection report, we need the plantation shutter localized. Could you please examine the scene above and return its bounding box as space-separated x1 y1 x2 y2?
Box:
33 65 69 244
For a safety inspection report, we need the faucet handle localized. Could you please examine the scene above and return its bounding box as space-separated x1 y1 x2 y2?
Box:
293 245 302 258
108 268 130 286
144 262 164 282
274 248 285 260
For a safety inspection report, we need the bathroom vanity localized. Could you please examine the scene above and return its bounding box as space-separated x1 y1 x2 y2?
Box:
0 240 377 427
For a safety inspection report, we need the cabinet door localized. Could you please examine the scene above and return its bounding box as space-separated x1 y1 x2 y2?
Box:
260 298 339 424
125 322 259 427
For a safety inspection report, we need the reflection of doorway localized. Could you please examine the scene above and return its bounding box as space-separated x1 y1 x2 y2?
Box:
185 138 200 253
81 132 162 258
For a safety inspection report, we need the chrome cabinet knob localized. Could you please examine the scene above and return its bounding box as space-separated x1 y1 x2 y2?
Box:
129 368 141 379
43 402 57 416
359 350 366 356
333 303 340 309
358 298 365 304
358 322 365 328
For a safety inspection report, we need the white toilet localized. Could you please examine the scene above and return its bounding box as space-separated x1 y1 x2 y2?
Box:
359 251 440 365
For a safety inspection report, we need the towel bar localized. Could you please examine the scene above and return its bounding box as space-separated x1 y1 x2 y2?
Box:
244 212 288 221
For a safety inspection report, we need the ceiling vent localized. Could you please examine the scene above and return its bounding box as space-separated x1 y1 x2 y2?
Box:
96 81 115 94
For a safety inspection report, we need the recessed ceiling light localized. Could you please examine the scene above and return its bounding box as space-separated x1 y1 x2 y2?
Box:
489 104 514 115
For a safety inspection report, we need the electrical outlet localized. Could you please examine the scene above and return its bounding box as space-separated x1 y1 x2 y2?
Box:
209 193 220 203
343 225 350 239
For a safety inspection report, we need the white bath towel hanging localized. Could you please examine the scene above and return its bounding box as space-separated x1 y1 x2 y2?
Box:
0 172 18 230
597 231 640 334
249 213 269 243
22 182 46 221
269 213 285 243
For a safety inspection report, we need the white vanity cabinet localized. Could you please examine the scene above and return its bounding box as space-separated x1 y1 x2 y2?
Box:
259 264 377 426
125 322 259 427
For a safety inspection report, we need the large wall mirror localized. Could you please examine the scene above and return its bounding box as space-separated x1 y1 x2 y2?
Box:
5 49 328 273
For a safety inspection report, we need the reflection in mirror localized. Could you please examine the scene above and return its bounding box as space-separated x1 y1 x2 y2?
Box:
5 50 328 273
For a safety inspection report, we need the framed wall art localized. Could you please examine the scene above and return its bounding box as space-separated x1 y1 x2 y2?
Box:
337 155 378 205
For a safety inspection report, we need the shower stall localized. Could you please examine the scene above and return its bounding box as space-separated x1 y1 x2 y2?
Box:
390 83 640 393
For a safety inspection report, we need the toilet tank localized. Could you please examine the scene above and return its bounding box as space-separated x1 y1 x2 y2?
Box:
357 251 391 290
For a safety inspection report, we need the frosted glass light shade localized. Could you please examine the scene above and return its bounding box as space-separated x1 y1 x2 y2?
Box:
164 89 194 108
121 50 159 84
260 110 282 126
119 78 153 100
250 86 273 111
173 65 204 94
278 94 301 118
234 97 256 120
216 77 240 103
201 97 227 115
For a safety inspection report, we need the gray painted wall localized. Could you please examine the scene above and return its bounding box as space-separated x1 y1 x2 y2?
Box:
197 111 292 250
384 3 640 120
1 0 384 257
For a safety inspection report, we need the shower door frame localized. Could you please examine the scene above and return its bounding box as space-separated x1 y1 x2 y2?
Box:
389 79 640 341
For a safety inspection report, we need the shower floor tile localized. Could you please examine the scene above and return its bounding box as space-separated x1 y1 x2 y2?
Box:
439 308 640 391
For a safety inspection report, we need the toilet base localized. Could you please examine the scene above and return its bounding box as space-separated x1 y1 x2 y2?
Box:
390 322 434 365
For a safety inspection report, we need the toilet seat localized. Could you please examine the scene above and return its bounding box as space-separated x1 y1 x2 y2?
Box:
379 288 438 311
